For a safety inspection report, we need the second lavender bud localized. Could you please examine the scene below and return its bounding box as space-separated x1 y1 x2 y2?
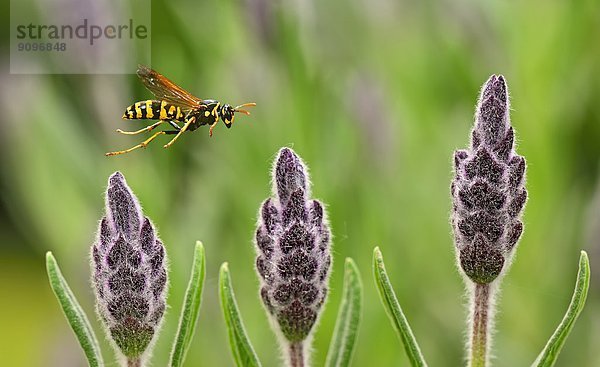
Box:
451 75 527 284
255 148 332 342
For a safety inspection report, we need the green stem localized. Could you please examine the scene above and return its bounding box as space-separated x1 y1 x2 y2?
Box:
288 342 305 367
469 283 491 367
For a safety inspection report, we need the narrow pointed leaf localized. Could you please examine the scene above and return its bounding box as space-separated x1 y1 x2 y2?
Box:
373 247 427 367
46 252 104 367
219 263 262 367
532 251 590 367
325 258 363 367
170 241 206 367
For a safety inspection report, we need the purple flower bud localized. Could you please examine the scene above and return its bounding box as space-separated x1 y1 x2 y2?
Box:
452 76 527 284
255 148 331 342
92 172 167 360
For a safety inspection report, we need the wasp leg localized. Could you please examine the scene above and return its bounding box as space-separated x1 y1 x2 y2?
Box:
105 131 167 156
163 116 195 149
116 120 164 135
167 120 182 130
209 120 218 137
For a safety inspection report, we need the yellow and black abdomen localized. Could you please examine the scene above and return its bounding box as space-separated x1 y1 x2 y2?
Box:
122 100 186 122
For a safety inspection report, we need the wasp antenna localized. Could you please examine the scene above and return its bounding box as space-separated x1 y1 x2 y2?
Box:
234 102 256 115
234 102 256 110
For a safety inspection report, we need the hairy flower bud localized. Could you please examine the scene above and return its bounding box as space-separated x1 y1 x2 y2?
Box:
255 148 331 343
451 75 527 284
92 172 168 361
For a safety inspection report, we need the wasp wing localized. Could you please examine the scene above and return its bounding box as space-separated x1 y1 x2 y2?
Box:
136 65 205 111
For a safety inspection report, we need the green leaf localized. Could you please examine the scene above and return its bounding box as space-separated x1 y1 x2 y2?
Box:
219 263 262 367
325 258 363 367
532 251 591 367
170 241 206 367
373 247 427 367
46 252 104 367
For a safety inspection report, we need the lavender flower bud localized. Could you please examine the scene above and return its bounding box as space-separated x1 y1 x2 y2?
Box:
255 148 331 342
451 75 527 284
92 172 167 360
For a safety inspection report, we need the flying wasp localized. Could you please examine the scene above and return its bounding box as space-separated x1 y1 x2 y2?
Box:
105 65 256 156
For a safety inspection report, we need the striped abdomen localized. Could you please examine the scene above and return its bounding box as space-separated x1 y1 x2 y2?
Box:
122 100 186 121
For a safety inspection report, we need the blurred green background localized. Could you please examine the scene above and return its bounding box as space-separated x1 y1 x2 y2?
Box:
1 0 599 366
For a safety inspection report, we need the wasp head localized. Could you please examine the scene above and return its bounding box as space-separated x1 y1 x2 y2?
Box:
220 102 256 128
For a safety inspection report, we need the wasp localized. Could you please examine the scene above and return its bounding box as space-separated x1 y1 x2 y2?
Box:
105 65 256 156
